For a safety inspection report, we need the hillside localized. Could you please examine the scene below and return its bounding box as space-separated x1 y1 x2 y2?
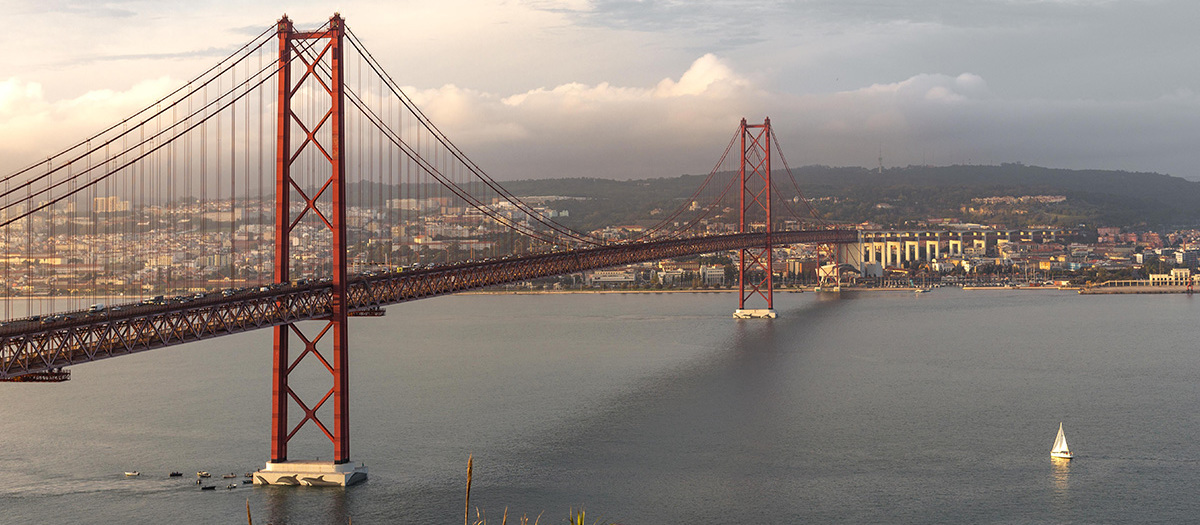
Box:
495 164 1200 231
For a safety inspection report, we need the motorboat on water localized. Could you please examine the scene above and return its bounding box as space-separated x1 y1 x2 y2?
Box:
169 471 183 477
222 473 237 479
124 471 140 477
197 471 211 478
1051 422 1074 459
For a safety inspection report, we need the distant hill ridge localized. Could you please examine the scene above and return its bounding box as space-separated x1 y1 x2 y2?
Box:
498 164 1200 229
347 164 1200 230
795 164 1200 228
794 164 1200 203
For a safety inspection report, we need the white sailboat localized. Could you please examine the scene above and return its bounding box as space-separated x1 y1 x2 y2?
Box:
1051 422 1073 459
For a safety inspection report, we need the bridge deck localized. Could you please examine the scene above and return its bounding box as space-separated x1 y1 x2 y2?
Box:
0 230 855 379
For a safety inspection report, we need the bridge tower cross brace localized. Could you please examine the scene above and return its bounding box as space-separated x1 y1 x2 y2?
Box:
734 118 777 319
257 14 366 486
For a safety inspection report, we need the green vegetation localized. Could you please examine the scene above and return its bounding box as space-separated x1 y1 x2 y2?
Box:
788 163 1200 229
394 164 1200 231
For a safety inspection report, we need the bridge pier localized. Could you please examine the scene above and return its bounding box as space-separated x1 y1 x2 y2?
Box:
733 308 777 319
254 460 368 487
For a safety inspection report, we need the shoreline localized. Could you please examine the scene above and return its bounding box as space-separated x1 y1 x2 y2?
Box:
10 285 1196 303
1078 285 1193 294
458 285 1084 295
961 285 1081 291
460 288 763 295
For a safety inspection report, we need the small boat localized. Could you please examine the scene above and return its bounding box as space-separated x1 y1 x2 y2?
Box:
226 483 237 490
242 479 253 485
1051 422 1074 459
169 471 183 477
197 471 211 478
124 471 140 477
222 473 237 479
244 472 253 478
200 485 216 491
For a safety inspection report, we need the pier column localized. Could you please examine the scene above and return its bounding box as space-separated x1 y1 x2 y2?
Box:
925 240 939 261
905 241 919 263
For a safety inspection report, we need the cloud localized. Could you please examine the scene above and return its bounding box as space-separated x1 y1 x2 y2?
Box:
852 73 991 104
9 0 137 18
4 53 1200 183
653 54 750 97
0 79 46 115
542 0 766 34
401 54 766 179
0 77 176 170
410 59 1200 180
72 46 249 66
775 72 1200 178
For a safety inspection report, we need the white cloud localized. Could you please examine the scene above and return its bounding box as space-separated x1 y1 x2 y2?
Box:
653 53 749 97
0 79 46 115
0 77 176 170
403 54 767 179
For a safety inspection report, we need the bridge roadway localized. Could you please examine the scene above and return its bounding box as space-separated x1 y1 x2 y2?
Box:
0 229 855 379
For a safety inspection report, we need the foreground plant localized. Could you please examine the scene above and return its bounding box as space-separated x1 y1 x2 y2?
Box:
464 455 614 525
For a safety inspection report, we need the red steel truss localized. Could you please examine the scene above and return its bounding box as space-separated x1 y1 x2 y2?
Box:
737 118 774 311
0 229 856 380
272 14 351 464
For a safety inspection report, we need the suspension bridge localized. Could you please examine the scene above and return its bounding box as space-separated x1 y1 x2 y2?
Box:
0 14 856 485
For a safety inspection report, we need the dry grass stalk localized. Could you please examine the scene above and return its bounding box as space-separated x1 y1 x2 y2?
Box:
464 459 606 525
465 454 474 525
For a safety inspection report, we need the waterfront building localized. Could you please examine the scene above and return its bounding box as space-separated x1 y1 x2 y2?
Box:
855 227 1070 269
1149 268 1192 286
699 265 726 285
587 269 637 286
657 269 685 285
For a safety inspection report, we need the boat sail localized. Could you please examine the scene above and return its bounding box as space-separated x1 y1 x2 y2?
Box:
1051 422 1073 459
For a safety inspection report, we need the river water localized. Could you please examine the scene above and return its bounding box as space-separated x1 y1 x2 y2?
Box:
2 289 1198 523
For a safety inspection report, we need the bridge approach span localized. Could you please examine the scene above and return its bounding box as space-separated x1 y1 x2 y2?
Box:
1 229 855 379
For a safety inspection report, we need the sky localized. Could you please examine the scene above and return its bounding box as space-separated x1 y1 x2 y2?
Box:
2 0 1199 181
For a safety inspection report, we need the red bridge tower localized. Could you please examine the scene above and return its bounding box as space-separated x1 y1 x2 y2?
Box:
253 14 368 487
733 118 777 319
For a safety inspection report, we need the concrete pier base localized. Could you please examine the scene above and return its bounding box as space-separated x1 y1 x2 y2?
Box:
253 460 368 487
733 308 776 319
